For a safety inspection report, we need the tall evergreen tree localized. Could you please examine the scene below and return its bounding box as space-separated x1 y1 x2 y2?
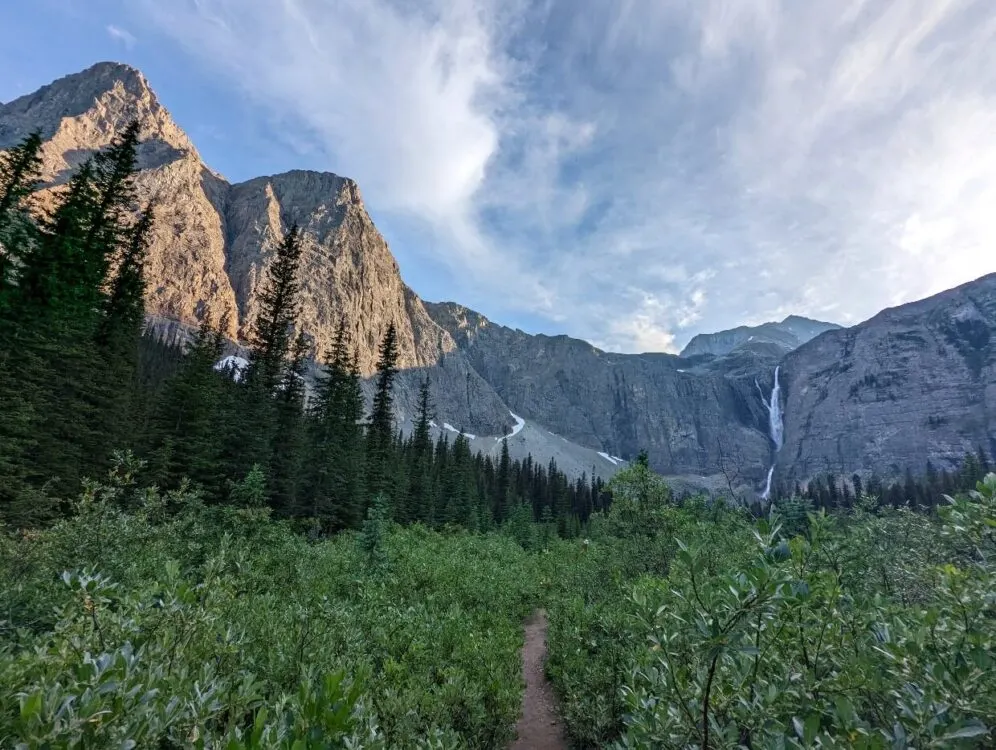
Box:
247 225 303 392
0 130 43 307
494 438 512 524
406 377 436 524
306 319 365 530
0 123 143 515
230 224 305 479
91 204 154 461
146 319 227 495
270 332 309 515
367 322 399 503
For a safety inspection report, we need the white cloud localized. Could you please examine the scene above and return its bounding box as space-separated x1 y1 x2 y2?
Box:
122 0 996 352
106 24 137 48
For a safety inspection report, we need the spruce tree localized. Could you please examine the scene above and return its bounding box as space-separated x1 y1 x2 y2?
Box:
269 331 309 516
92 204 153 461
231 224 305 481
366 322 399 504
146 319 227 495
246 225 303 392
0 130 43 307
0 130 42 219
494 438 512 524
443 432 478 530
306 319 365 530
406 377 436 524
0 123 143 513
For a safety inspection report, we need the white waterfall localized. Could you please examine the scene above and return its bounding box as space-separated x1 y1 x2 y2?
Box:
756 366 784 500
761 466 775 500
768 366 783 450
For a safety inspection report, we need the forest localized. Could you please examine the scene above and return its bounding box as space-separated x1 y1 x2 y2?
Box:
1 127 994 748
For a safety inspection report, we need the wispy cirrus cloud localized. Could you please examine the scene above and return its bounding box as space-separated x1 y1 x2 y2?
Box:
106 24 136 48
119 0 996 352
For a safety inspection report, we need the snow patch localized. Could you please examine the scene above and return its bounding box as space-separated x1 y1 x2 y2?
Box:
495 411 526 441
214 355 249 382
597 452 622 466
442 422 476 440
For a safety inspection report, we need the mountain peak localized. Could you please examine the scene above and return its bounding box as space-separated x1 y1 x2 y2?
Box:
0 59 195 180
680 315 841 358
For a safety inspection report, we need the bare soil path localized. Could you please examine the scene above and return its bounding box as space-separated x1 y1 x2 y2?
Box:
511 610 569 750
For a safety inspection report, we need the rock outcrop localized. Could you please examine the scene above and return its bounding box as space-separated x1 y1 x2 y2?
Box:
778 274 996 484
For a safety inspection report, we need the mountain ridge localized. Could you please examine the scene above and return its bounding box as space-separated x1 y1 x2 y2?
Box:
679 315 842 358
5 61 996 495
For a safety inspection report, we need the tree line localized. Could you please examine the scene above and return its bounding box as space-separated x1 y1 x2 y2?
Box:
0 124 608 534
764 447 993 513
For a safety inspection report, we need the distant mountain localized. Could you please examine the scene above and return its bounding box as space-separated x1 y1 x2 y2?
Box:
5 61 996 495
680 316 841 358
778 274 996 489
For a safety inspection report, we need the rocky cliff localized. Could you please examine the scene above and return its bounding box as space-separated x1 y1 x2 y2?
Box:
0 62 241 338
430 278 996 492
5 61 995 493
0 62 509 436
425 302 774 491
778 274 996 485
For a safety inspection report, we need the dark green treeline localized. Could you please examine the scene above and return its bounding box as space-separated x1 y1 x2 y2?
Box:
0 126 608 534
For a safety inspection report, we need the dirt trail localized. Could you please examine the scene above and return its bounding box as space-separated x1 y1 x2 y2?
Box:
512 610 569 750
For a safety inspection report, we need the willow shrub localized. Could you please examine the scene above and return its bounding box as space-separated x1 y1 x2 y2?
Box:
543 477 996 749
1 463 541 748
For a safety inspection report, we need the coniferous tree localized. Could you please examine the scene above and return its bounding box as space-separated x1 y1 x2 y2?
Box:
0 124 143 515
92 204 153 460
304 319 366 530
432 433 452 526
0 130 43 308
961 451 981 490
827 473 839 509
367 322 399 504
247 225 303 391
445 432 479 530
230 225 304 480
146 319 227 495
977 446 990 477
494 438 512 524
406 377 436 524
0 130 42 219
270 332 309 515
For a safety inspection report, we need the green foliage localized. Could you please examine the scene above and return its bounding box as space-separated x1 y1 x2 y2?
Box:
359 492 391 568
231 464 268 508
1 473 543 748
543 480 996 749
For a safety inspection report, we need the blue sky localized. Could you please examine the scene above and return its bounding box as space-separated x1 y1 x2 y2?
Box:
3 0 996 353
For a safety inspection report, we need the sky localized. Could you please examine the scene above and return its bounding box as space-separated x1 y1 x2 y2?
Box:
2 0 996 353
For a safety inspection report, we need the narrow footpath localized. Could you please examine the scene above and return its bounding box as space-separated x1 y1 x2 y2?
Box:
511 610 569 750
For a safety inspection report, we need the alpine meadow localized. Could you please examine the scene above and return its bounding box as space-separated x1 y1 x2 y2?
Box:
1 41 996 750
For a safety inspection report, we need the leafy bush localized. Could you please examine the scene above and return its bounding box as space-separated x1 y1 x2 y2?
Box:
544 477 996 749
1 470 542 748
